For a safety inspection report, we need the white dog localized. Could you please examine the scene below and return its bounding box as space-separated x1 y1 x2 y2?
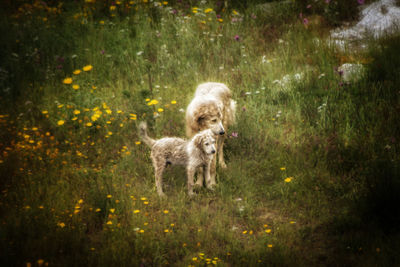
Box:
185 82 236 188
139 122 216 197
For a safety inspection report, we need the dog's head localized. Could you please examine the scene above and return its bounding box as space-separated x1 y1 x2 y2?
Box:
193 129 216 155
192 98 225 136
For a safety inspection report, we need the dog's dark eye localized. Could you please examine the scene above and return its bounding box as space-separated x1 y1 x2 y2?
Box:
212 119 217 122
205 143 209 146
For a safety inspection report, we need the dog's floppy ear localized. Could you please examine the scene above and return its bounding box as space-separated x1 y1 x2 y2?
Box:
196 115 205 124
193 134 203 150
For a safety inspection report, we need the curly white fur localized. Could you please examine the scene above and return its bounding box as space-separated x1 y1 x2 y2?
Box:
185 82 236 188
139 122 216 197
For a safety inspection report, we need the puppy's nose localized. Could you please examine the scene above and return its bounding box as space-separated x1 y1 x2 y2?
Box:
211 150 216 154
219 131 225 135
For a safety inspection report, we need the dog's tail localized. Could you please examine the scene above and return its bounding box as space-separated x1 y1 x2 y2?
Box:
138 122 156 147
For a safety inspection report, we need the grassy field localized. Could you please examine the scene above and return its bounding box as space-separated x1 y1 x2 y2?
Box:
0 0 399 266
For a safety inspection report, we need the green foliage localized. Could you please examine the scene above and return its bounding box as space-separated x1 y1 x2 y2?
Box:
0 1 399 266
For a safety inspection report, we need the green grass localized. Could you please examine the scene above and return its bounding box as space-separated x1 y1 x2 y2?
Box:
0 0 399 266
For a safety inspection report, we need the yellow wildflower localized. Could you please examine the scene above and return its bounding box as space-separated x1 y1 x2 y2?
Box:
72 84 80 90
205 8 213 13
63 77 72 84
147 99 159 106
57 120 65 126
73 69 81 75
284 177 293 183
83 65 93 71
73 110 80 115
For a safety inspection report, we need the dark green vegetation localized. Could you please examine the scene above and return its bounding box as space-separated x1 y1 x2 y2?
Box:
0 0 399 266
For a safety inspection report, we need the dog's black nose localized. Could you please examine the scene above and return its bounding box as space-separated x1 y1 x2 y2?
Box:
219 131 225 135
211 150 216 154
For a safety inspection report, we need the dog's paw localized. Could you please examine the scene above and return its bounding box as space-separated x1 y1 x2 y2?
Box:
206 183 217 191
188 191 197 198
219 161 227 169
158 192 167 198
193 183 203 192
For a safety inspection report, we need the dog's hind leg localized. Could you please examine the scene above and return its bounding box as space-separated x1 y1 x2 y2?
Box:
154 164 166 197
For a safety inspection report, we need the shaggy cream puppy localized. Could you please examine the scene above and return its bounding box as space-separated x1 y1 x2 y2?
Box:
185 82 236 188
139 122 216 197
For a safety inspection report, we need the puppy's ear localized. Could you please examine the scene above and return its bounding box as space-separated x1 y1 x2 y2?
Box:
196 115 205 124
193 134 203 149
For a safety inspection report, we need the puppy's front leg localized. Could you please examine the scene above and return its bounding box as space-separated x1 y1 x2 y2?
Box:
205 162 216 190
194 167 204 187
187 166 196 196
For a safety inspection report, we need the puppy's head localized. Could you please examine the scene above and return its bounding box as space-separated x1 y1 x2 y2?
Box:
193 130 216 155
193 99 225 136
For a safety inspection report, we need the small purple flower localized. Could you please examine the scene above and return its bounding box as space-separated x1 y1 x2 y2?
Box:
57 56 65 63
242 106 247 112
357 0 365 4
306 4 312 9
100 50 105 54
234 35 240 41
251 14 257 19
325 0 331 3
303 18 309 26
231 132 238 138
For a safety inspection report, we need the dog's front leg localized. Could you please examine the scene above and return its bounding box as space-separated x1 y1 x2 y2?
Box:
187 166 196 196
217 135 227 169
194 166 204 187
204 162 216 190
209 152 217 185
